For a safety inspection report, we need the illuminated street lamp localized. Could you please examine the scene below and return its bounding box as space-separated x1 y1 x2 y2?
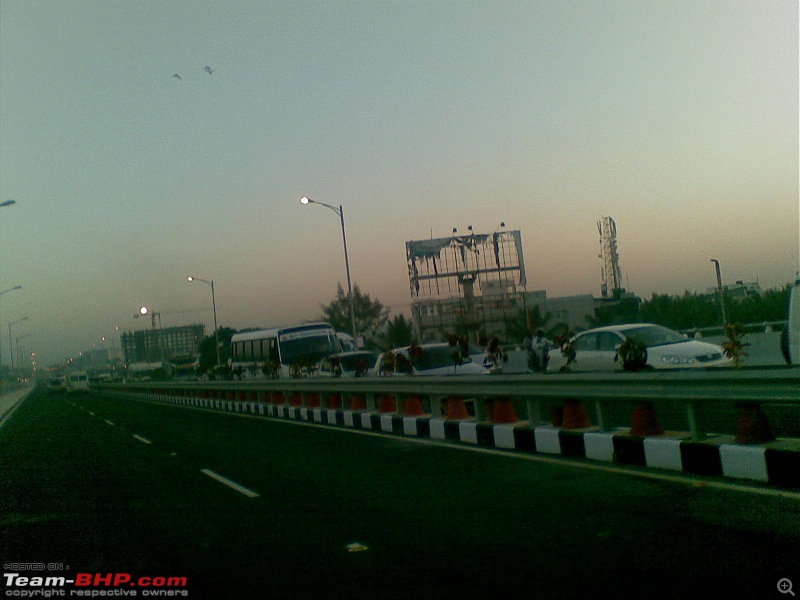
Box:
300 196 357 340
188 276 220 368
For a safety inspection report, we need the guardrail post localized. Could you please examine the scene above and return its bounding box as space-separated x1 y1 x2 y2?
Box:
474 396 487 421
430 395 444 417
594 399 607 431
685 402 705 441
526 398 543 426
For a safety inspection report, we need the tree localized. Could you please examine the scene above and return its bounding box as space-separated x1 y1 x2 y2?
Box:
504 305 565 344
320 283 389 340
198 327 237 373
378 314 416 349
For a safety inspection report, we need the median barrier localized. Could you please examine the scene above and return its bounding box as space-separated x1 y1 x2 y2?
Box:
95 370 800 489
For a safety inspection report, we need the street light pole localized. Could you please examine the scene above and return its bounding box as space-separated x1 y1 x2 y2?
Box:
0 285 22 367
188 276 221 368
300 197 357 341
8 316 28 370
710 259 728 327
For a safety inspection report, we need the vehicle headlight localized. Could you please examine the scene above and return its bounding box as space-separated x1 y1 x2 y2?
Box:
660 355 695 365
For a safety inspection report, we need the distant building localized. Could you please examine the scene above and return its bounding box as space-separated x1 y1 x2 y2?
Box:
526 292 596 332
705 280 762 301
121 324 205 365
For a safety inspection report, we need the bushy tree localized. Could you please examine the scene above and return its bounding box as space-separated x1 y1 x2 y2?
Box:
379 314 416 349
320 283 389 340
198 327 237 373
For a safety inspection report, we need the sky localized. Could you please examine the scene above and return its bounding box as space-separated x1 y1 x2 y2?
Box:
0 0 797 367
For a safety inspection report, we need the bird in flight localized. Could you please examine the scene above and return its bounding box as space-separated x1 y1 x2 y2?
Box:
172 73 181 80
203 66 213 75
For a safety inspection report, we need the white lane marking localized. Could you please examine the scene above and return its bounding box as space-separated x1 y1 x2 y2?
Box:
132 434 152 445
89 412 95 416
201 468 260 498
104 420 114 426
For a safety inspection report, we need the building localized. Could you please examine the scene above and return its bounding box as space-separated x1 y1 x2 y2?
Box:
121 324 205 365
705 280 762 301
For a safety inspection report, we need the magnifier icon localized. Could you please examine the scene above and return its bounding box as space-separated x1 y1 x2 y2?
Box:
778 578 795 596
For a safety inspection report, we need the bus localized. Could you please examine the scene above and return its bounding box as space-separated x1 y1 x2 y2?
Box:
229 322 341 378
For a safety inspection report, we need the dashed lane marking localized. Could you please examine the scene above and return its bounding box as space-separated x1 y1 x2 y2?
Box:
132 434 152 445
201 468 260 498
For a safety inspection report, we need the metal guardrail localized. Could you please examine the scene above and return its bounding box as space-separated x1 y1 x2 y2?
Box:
99 368 800 443
681 320 788 337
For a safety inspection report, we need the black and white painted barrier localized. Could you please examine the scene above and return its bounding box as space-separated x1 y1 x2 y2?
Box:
99 368 800 489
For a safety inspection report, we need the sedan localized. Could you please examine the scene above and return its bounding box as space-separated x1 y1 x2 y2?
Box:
546 323 733 371
373 343 488 376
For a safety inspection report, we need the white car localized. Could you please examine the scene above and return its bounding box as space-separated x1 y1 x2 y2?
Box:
547 323 733 371
313 351 378 377
373 343 488 376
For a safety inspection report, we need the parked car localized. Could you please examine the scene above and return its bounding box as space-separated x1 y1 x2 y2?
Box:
373 343 488 376
547 323 733 371
47 377 67 393
313 351 378 377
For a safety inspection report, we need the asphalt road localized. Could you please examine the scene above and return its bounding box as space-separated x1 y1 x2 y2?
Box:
1 388 798 600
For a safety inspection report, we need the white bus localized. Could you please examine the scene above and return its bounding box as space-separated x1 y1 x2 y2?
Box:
229 322 341 378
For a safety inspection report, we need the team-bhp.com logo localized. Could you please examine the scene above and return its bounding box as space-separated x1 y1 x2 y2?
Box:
3 572 189 597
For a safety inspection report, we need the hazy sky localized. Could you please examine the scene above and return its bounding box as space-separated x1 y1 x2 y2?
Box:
1 0 797 367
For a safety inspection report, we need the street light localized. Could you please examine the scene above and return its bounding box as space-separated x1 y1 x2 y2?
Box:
710 259 728 327
188 276 221 368
0 285 22 367
15 333 32 370
300 196 357 341
8 316 29 370
0 200 16 208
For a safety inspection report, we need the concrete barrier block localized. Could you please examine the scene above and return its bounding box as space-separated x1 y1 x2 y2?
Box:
644 437 684 471
534 426 562 455
720 444 769 482
429 418 446 440
584 431 615 462
460 421 479 444
493 424 518 449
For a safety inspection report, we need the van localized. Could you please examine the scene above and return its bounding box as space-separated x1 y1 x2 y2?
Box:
66 371 90 393
781 275 800 365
